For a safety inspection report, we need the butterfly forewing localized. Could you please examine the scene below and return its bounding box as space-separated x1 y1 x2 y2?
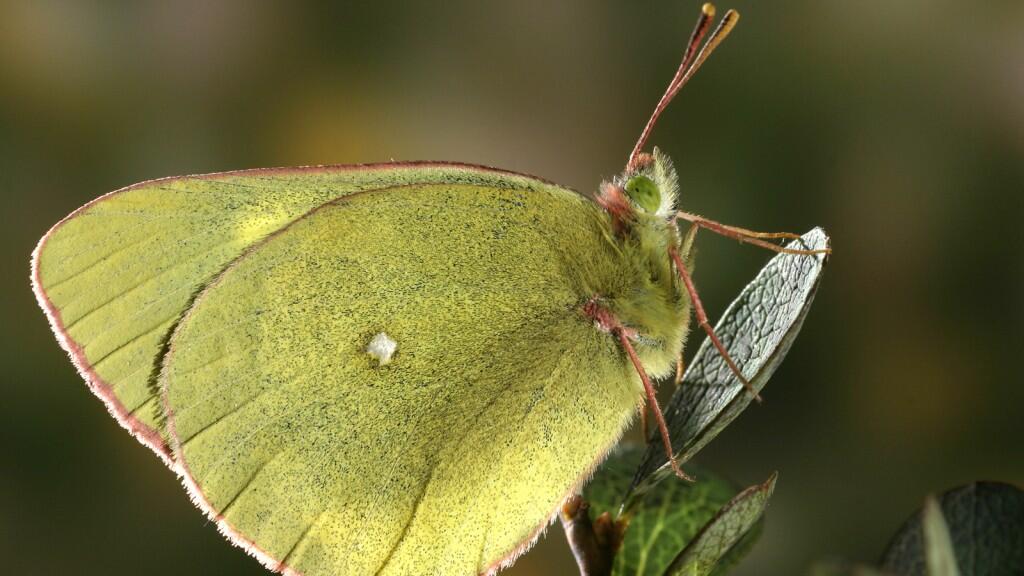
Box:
32 163 566 462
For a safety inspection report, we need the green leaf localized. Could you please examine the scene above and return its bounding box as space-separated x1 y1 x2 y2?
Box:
629 228 829 498
922 497 960 576
880 482 1024 576
663 473 777 576
583 445 738 576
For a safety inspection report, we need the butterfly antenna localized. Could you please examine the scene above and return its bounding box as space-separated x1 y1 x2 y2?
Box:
627 4 740 171
669 245 763 402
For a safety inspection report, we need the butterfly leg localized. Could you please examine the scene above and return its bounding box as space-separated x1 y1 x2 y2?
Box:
615 328 692 481
583 298 691 480
672 222 697 390
669 247 763 402
675 210 830 256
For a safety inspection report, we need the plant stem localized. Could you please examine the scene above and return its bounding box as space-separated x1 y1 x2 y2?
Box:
560 495 617 576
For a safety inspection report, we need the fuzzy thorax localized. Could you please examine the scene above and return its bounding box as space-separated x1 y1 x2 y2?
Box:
590 149 692 379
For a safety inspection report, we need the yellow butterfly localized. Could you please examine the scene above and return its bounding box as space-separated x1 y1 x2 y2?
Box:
32 5 824 575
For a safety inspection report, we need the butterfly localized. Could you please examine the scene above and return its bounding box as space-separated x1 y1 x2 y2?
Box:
32 5 825 575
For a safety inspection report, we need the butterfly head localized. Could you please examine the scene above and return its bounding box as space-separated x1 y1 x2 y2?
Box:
597 147 679 227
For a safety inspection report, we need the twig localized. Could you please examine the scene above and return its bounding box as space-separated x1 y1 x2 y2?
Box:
560 495 622 576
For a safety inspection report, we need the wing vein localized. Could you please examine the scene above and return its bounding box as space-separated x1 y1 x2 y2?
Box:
63 235 245 330
219 451 283 519
277 511 324 571
89 319 172 369
43 230 157 291
372 466 436 576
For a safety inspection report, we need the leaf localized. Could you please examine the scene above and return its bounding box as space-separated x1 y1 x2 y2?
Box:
584 445 739 576
706 522 762 576
662 473 776 576
922 497 960 576
880 482 1024 576
628 228 830 498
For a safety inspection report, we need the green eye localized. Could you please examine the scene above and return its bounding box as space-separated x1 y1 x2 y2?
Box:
625 175 661 213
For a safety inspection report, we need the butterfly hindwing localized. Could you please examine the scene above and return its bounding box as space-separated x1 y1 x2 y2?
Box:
161 182 643 575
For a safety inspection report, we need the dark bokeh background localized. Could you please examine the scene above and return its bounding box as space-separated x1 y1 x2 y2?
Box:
3 1 1021 574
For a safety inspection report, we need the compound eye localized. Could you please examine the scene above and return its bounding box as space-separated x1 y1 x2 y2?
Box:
624 175 661 213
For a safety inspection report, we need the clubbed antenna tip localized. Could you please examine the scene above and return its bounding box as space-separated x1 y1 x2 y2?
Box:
627 4 740 172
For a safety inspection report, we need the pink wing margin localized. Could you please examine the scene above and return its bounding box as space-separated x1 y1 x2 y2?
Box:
32 160 610 575
31 185 176 465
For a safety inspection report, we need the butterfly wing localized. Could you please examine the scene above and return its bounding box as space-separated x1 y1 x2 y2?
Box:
31 163 562 462
161 182 642 575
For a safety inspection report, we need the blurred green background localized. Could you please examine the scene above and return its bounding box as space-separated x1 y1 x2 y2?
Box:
2 1 1021 574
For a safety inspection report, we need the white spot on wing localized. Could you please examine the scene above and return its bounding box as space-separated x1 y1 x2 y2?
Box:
366 332 398 366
